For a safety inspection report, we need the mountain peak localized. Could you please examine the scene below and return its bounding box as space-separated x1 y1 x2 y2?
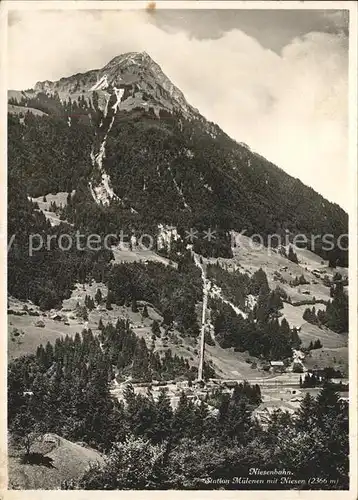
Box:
30 51 197 118
104 51 154 70
98 51 196 117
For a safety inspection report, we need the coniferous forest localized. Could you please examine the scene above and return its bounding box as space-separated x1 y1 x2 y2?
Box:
9 324 349 490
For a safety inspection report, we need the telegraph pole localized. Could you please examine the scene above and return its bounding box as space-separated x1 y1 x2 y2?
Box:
198 264 208 382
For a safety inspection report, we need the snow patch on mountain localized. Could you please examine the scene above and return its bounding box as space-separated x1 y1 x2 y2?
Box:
102 173 117 199
167 166 190 210
90 75 109 91
89 177 117 206
93 91 111 118
102 96 110 118
88 86 139 209
89 91 124 206
112 87 125 113
101 51 198 119
245 294 257 310
157 225 180 252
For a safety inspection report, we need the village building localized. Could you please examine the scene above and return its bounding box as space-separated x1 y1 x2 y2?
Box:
269 361 285 373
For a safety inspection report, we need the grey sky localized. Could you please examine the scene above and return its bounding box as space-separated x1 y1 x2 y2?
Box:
150 9 349 50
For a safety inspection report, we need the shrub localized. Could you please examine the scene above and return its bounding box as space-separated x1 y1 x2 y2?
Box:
292 363 304 373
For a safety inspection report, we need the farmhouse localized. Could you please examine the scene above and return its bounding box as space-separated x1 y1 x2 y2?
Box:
51 313 64 321
270 361 285 373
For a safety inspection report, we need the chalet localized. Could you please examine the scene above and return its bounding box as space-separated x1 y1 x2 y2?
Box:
338 395 349 403
51 313 63 321
331 378 347 385
270 361 285 373
223 380 240 389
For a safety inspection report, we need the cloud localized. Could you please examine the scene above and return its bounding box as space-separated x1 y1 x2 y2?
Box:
322 10 349 35
7 10 348 209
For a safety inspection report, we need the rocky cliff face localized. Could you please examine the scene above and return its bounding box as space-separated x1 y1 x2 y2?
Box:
32 51 199 119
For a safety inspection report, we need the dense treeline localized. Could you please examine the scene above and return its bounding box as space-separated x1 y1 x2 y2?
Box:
207 267 299 360
211 300 300 360
8 182 113 309
8 106 108 307
8 203 113 309
300 367 345 389
8 112 92 197
9 91 92 119
98 318 215 381
207 264 284 314
105 109 348 265
107 259 202 337
8 327 348 490
299 371 343 388
64 384 348 490
8 324 215 452
206 265 347 352
207 263 251 310
302 282 348 333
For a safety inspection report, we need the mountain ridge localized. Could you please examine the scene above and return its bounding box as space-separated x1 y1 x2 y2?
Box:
24 51 199 121
8 51 348 266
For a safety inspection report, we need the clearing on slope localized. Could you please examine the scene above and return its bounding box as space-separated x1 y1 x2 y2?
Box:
8 433 104 490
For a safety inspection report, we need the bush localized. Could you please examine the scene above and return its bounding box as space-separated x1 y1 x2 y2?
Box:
68 436 167 489
204 330 215 346
151 320 161 337
292 363 304 373
142 305 149 318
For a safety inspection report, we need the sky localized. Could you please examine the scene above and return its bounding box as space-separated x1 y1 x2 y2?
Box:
7 7 349 210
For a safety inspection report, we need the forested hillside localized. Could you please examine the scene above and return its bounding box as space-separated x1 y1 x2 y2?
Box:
8 52 348 267
9 332 349 490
